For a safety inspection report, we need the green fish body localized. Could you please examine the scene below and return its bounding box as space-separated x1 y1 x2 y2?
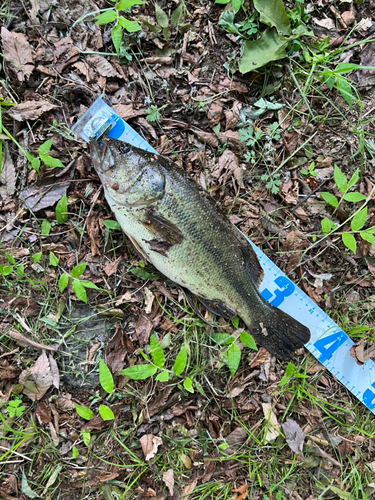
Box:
90 138 310 360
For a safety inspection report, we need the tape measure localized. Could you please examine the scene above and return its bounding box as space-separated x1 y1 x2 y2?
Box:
73 95 375 415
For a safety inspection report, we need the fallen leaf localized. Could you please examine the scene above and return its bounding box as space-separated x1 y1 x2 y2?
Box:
87 54 122 78
20 351 53 401
137 117 158 140
49 354 60 389
232 483 248 500
181 479 198 499
283 130 300 156
103 256 122 277
140 434 163 460
262 402 280 442
162 469 174 497
8 329 59 351
226 427 248 447
8 100 57 122
144 287 155 314
193 129 219 148
281 418 305 454
35 401 52 425
0 143 16 197
341 11 355 26
225 101 242 131
21 168 73 212
313 17 336 30
1 27 34 81
87 216 101 256
113 103 146 120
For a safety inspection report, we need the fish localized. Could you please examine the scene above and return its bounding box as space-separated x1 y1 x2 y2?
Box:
90 138 310 360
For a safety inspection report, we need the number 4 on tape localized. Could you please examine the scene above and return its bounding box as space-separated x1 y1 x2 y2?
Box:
74 96 375 415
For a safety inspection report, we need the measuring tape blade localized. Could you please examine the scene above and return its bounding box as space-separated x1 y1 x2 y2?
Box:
73 96 375 415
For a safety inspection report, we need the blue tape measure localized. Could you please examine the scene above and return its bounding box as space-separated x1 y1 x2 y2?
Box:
73 95 375 415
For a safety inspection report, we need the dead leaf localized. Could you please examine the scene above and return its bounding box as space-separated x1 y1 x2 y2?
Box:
35 401 52 425
20 351 53 401
262 403 280 442
144 56 172 65
87 216 101 256
140 434 163 460
181 479 198 499
113 103 146 120
0 143 16 197
283 130 300 156
8 100 57 122
313 17 336 30
226 427 248 447
207 102 223 126
8 329 59 351
225 101 242 131
193 129 219 148
341 11 355 26
144 287 155 314
281 418 305 454
162 469 174 497
137 117 158 141
49 354 60 389
87 54 122 78
232 484 248 500
1 27 34 81
56 396 75 411
103 256 122 277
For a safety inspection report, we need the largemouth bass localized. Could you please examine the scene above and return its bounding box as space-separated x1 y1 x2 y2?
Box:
90 138 310 360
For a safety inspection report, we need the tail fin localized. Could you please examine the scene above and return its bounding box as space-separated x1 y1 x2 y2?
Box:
250 306 310 360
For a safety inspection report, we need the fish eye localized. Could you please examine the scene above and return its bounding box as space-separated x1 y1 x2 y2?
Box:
119 144 131 155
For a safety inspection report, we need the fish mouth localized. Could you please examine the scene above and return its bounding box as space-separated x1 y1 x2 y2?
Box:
89 139 115 175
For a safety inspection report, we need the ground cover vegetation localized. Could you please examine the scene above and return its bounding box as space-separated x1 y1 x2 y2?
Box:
0 0 375 498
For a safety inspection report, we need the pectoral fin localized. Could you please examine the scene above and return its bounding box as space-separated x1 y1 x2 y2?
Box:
142 209 184 249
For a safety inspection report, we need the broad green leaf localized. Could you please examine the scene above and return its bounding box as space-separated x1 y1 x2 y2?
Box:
103 219 121 230
0 265 13 276
99 359 114 393
170 3 183 26
254 0 291 35
72 280 87 303
232 316 239 328
116 0 144 10
320 192 338 208
31 157 40 172
343 192 366 202
58 273 69 292
155 4 169 28
286 362 295 377
173 346 187 376
232 0 242 14
81 281 99 289
183 377 194 393
347 169 359 189
150 334 165 368
334 63 362 75
239 28 288 74
71 263 87 278
351 207 367 232
118 16 142 32
360 231 375 245
41 220 51 235
5 252 15 265
75 403 94 420
32 252 42 263
82 429 91 446
95 9 117 25
41 155 64 168
162 27 171 40
99 405 115 420
130 267 159 280
49 251 59 267
211 333 235 345
120 364 157 379
215 0 231 3
342 232 356 254
38 138 52 156
72 447 79 458
111 24 123 55
333 164 347 193
227 343 241 377
361 225 375 234
155 370 169 382
329 486 357 500
240 331 258 351
22 471 39 499
336 77 353 109
218 442 228 450
321 217 336 235
55 194 68 224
